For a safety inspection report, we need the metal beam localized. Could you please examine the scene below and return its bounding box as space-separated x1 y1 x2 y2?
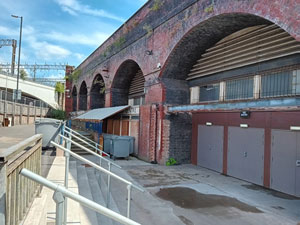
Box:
0 39 17 48
0 63 67 71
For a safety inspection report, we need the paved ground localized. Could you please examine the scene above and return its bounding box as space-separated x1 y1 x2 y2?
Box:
112 157 300 225
0 123 54 177
0 124 35 154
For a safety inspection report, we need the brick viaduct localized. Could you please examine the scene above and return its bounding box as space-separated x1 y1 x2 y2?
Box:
66 0 300 164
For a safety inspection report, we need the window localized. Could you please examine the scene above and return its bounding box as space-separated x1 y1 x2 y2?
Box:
199 83 220 102
133 96 145 106
261 71 294 98
133 97 141 105
225 77 254 100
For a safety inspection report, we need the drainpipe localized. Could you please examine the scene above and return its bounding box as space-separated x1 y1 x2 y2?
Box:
151 104 159 164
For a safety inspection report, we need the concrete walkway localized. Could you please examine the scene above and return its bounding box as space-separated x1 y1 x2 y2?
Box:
0 124 35 153
114 157 300 225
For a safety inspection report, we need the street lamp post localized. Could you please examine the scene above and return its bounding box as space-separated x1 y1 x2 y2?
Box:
11 14 23 101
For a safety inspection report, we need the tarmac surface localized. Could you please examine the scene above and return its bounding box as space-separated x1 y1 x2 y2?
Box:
114 157 300 225
0 124 35 154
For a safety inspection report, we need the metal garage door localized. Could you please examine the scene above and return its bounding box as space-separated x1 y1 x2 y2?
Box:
271 130 300 197
228 127 264 185
197 125 223 173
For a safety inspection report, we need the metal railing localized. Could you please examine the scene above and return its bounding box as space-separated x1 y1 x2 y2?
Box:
63 128 106 156
59 134 120 169
0 134 42 225
19 168 141 225
51 141 144 220
64 126 102 151
0 90 49 108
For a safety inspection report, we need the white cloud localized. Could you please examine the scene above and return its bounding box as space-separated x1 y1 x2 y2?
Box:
0 25 36 37
55 0 125 22
44 31 109 46
74 53 85 61
26 35 71 60
0 26 18 36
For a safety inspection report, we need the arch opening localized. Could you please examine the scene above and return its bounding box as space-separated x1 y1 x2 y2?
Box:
72 86 77 111
158 13 300 166
90 74 105 109
161 13 272 105
111 60 145 107
79 81 87 111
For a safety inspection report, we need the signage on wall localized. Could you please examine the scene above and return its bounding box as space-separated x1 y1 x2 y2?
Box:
240 111 251 118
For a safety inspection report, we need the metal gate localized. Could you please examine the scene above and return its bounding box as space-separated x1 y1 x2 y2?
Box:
228 127 264 185
271 130 300 197
197 125 223 173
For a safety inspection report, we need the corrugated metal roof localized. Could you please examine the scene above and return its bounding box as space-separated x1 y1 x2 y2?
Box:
75 105 130 121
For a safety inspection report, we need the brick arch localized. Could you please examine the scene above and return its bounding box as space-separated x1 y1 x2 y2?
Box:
111 59 144 106
71 86 77 111
90 74 105 109
159 13 287 104
79 81 88 110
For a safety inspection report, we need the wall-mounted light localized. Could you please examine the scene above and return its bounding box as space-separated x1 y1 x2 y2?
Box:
65 89 70 93
145 50 153 55
156 63 161 69
240 124 249 128
206 122 212 126
290 126 300 131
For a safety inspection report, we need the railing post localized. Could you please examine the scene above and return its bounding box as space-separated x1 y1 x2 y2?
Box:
99 157 102 188
63 149 70 225
127 184 132 218
60 123 65 145
106 162 111 208
63 135 72 225
0 163 7 225
53 190 64 225
34 100 36 121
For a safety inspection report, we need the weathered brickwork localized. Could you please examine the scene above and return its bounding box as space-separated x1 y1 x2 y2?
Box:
65 0 300 164
167 113 192 164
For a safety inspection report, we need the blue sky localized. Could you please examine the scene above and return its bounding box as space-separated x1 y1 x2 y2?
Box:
0 0 147 77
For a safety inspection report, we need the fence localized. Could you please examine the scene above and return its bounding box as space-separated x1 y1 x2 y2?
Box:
0 90 49 126
0 134 43 225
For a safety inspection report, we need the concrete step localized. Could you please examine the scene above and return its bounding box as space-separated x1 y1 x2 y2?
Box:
77 163 99 225
86 167 114 225
66 160 81 224
95 170 122 225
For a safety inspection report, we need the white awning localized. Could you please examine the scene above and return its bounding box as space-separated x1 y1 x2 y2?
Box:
75 105 130 122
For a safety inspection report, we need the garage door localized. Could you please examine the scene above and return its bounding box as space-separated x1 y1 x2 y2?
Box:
228 127 264 185
197 125 223 173
271 130 300 197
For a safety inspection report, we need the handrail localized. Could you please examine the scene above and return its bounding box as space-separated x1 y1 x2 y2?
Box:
1 134 42 225
51 141 143 192
19 168 141 225
59 134 121 169
51 141 144 219
0 134 43 163
64 126 101 148
63 129 109 157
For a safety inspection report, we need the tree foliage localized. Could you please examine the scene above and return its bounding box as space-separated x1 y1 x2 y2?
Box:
20 69 28 80
55 82 65 93
49 109 66 120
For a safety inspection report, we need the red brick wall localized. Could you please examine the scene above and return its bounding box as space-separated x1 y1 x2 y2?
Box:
65 66 74 113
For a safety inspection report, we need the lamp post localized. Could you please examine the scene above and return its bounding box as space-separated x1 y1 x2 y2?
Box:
11 14 23 101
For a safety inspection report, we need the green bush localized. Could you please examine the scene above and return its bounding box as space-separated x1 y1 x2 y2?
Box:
166 157 177 166
50 109 66 120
